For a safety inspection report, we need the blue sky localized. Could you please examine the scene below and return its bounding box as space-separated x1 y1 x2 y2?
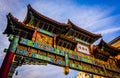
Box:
0 0 120 78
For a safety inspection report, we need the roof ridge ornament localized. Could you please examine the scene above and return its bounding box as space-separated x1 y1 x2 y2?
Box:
27 4 32 9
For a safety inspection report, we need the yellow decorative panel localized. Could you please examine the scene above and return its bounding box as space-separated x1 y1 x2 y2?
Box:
93 75 101 78
36 32 53 46
30 48 37 53
37 50 47 56
18 45 28 51
48 53 55 59
76 72 92 78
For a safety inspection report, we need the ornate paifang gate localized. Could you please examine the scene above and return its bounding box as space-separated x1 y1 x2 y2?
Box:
0 4 120 78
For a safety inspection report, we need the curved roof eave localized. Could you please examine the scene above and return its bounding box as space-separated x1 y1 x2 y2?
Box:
109 36 120 45
24 4 70 27
98 39 120 56
67 19 102 39
3 13 34 35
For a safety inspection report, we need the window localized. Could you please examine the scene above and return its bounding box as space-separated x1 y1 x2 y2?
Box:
53 28 59 34
67 29 74 36
33 18 38 27
71 45 75 50
63 42 66 48
84 36 88 41
81 35 84 40
75 32 79 38
48 25 53 32
39 21 45 29
43 23 49 30
57 39 75 50
58 40 62 46
66 43 71 49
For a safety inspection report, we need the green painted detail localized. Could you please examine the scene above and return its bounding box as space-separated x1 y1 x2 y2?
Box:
18 38 97 65
55 48 59 53
19 38 28 45
16 48 120 77
68 36 73 38
29 11 35 27
102 65 107 76
10 20 13 24
62 48 66 52
75 38 89 45
17 50 64 66
19 38 54 54
69 50 72 54
54 48 64 56
27 40 34 47
9 34 14 41
8 72 13 76
69 63 83 70
65 53 68 66
4 48 8 52
78 65 83 70
8 36 19 52
18 38 120 76
39 29 54 37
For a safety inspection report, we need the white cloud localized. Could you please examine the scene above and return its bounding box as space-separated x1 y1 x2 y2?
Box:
95 27 120 35
32 0 112 28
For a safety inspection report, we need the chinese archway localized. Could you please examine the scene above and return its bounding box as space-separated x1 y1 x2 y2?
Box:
0 4 120 78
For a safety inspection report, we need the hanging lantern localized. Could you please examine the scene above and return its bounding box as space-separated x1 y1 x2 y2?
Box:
63 66 69 75
15 70 18 76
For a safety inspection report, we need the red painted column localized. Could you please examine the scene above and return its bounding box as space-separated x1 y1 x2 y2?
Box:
0 35 19 78
0 52 14 78
32 29 38 41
